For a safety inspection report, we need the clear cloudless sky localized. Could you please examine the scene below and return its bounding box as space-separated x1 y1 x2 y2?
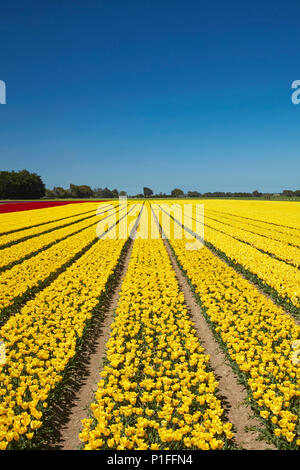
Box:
0 0 299 195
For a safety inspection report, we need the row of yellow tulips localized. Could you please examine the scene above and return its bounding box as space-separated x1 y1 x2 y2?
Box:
0 202 125 317
203 214 300 269
80 238 233 450
151 202 300 310
202 200 300 232
169 239 300 449
0 234 128 450
0 202 100 235
0 212 107 270
0 203 105 248
204 225 300 309
205 209 300 247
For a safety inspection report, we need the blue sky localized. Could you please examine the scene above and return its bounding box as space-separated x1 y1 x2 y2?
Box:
0 0 299 195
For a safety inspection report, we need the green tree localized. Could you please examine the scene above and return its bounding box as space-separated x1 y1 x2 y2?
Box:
52 186 70 198
282 190 294 197
0 170 45 199
102 187 114 198
171 188 185 197
187 191 201 198
93 188 104 197
45 189 55 198
143 187 153 197
69 184 93 198
111 188 119 198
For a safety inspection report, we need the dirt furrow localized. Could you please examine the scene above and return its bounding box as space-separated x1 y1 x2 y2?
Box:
51 206 145 450
46 239 134 450
163 239 276 450
206 242 300 326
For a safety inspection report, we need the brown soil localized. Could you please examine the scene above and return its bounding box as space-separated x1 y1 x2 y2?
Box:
46 208 277 450
47 239 134 450
207 245 300 326
163 239 276 450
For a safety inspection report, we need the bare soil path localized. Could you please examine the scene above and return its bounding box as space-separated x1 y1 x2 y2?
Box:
46 205 144 450
163 239 276 450
206 244 300 326
47 239 134 450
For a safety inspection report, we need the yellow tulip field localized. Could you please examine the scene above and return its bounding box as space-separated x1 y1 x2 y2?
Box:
0 200 299 450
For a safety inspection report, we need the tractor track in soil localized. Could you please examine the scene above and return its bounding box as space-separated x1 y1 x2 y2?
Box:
164 239 275 450
55 239 135 450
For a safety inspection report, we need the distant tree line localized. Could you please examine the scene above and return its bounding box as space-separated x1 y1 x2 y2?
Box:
133 188 265 198
282 189 300 197
1 170 299 200
45 186 300 199
0 170 45 199
45 185 124 199
199 190 263 198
